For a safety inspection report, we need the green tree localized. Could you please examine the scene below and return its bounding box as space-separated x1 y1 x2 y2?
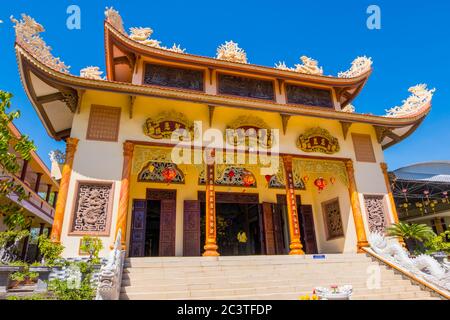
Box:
387 222 436 254
0 91 37 261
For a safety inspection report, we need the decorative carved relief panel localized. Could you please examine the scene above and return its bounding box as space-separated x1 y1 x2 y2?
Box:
70 182 114 236
218 74 275 101
143 63 204 91
364 195 387 233
322 198 344 240
286 84 334 108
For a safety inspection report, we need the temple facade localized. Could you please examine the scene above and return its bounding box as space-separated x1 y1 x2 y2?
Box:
12 9 434 258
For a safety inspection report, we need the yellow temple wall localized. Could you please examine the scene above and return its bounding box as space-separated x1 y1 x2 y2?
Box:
58 89 391 257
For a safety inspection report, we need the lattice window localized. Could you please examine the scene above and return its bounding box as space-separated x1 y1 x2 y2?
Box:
70 182 114 236
86 105 121 142
138 162 185 184
364 195 387 233
352 133 376 163
322 198 344 240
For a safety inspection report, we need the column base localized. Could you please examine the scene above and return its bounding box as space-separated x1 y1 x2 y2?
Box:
289 242 305 255
203 244 220 257
357 240 369 253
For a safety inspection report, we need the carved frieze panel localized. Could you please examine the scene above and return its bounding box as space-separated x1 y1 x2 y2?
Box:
70 182 114 236
364 195 387 233
322 198 344 240
225 115 274 148
143 63 204 91
199 166 257 188
218 74 275 101
286 84 334 108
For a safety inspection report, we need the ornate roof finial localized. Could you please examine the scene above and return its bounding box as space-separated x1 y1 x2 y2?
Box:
275 56 323 75
129 27 161 47
105 7 126 34
166 43 186 54
80 66 105 80
385 84 435 118
341 104 356 113
338 56 372 78
216 41 248 64
11 14 70 73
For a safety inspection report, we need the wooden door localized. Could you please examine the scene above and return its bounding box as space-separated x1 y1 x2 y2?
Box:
272 205 285 254
130 200 147 258
159 199 177 256
183 200 201 256
300 205 318 254
262 202 276 255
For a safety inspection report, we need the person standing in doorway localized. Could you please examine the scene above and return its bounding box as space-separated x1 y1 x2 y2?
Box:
237 230 248 255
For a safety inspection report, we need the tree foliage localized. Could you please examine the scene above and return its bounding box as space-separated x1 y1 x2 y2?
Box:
387 222 436 241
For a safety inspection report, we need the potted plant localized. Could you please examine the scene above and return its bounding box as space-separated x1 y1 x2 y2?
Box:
79 236 104 269
387 222 435 254
0 262 25 293
29 235 65 293
8 271 26 289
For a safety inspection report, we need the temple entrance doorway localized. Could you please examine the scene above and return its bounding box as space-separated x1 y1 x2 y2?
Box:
213 203 262 256
129 189 177 258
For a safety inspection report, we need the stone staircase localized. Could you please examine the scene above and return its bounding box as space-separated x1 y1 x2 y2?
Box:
120 254 442 300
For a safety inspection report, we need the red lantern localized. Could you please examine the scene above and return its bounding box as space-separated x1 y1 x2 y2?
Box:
314 177 327 192
162 167 177 183
265 175 272 183
243 173 255 187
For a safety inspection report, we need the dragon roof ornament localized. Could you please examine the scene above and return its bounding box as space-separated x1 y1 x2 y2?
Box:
11 14 70 73
275 56 324 76
105 7 126 34
80 66 105 80
341 104 355 113
216 41 248 64
338 56 373 79
105 8 185 53
385 84 435 118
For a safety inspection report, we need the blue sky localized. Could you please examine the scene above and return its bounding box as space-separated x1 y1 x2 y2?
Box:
0 0 449 170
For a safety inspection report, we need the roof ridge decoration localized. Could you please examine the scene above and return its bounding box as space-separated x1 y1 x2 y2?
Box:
385 84 436 118
105 7 185 54
216 41 248 64
338 56 373 79
80 66 105 80
341 104 356 113
11 14 70 73
275 56 324 76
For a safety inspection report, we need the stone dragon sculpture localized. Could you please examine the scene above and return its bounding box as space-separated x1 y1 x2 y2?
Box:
385 84 435 118
368 232 450 292
95 229 125 300
276 56 324 76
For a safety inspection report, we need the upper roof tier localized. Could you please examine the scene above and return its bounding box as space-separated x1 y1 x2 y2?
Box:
11 10 435 149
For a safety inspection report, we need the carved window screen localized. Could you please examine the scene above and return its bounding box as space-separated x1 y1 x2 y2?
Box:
363 195 387 233
86 105 121 142
322 198 344 240
69 181 114 236
352 133 376 163
285 84 334 108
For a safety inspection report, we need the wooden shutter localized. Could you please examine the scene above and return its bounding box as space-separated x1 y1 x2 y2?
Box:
272 205 285 254
262 203 276 255
159 199 177 256
300 205 318 254
352 133 376 163
183 201 201 257
129 200 147 258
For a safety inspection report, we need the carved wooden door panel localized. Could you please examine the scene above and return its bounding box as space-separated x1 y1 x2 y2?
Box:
272 205 285 255
262 203 276 255
300 205 318 254
159 199 177 256
183 201 201 257
130 200 147 258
